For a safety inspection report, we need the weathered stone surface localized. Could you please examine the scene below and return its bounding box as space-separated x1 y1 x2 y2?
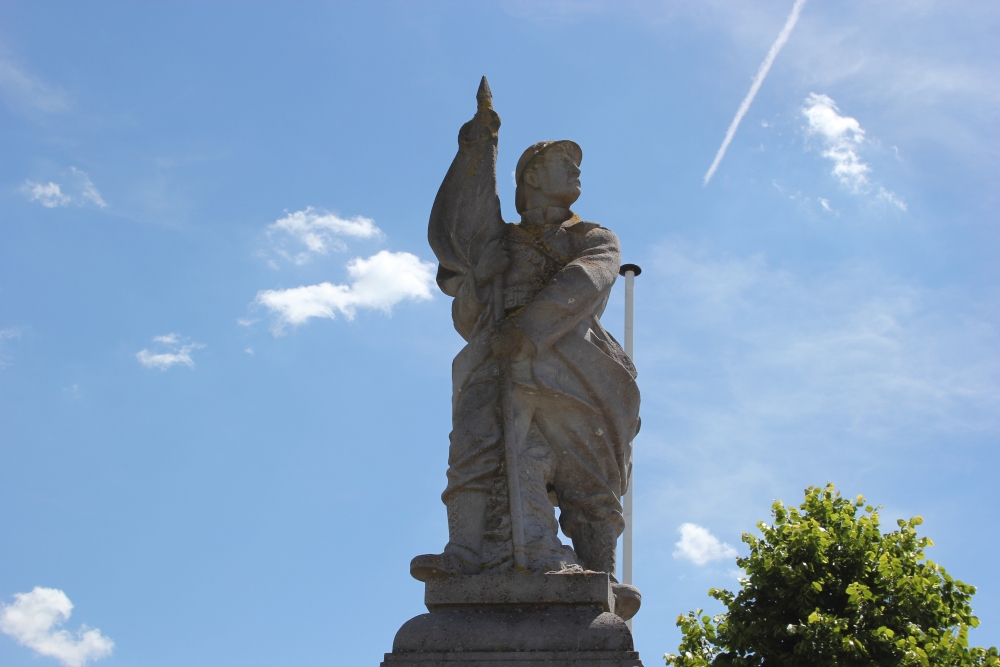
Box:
419 77 641 579
381 79 644 667
382 650 642 667
425 572 613 612
391 608 630 653
382 572 643 666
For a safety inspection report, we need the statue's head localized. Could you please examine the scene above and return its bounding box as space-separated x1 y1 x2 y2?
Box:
514 140 582 214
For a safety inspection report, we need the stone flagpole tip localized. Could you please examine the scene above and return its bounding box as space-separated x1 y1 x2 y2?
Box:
477 76 493 110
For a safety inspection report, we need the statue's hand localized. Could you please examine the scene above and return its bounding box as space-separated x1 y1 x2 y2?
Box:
473 238 509 286
490 318 536 360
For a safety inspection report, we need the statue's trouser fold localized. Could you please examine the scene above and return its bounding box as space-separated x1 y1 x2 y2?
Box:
444 355 624 574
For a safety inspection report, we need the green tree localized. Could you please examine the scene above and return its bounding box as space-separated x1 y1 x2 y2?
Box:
665 484 998 667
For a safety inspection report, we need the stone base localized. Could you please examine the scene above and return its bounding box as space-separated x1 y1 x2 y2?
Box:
380 572 643 667
381 650 642 666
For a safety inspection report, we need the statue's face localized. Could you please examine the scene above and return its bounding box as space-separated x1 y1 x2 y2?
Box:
526 149 581 208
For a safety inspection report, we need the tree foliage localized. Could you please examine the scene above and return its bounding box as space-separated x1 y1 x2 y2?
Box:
665 484 998 667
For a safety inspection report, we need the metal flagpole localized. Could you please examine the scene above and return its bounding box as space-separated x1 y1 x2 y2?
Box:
619 263 641 630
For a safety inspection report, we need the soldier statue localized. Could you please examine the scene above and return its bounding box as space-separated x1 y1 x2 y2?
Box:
411 78 640 612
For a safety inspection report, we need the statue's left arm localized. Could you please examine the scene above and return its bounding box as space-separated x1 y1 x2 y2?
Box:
436 244 505 343
428 78 506 342
512 227 621 354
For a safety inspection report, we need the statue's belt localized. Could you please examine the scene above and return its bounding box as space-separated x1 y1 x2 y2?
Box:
503 284 538 311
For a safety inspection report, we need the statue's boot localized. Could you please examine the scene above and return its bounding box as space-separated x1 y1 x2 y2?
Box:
565 519 642 620
611 582 641 621
410 490 487 582
567 520 618 575
410 552 464 581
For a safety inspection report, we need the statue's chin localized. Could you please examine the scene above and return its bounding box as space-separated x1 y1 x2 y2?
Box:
543 192 579 209
563 187 581 206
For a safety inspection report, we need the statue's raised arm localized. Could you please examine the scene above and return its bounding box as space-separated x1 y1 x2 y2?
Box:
428 77 506 341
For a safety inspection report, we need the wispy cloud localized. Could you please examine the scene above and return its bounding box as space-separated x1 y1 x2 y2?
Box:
70 167 107 208
257 250 436 335
267 207 383 265
22 181 71 208
637 241 998 529
0 60 70 113
136 333 205 370
876 186 907 212
673 523 738 566
20 168 107 209
0 326 22 368
802 93 906 210
0 587 114 667
703 0 807 186
631 240 999 568
646 241 998 438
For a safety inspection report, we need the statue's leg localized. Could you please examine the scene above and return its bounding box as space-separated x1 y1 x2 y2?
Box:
439 357 503 572
533 394 624 575
442 489 488 572
508 387 579 571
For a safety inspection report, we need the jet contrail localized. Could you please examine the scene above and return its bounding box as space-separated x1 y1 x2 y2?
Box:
703 0 807 186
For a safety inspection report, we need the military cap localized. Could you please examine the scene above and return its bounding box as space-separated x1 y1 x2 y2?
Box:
514 140 582 213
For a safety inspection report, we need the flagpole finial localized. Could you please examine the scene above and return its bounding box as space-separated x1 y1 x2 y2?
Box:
619 263 642 277
477 76 493 112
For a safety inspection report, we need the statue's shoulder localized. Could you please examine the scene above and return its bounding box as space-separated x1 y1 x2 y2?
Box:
562 217 603 235
563 218 619 247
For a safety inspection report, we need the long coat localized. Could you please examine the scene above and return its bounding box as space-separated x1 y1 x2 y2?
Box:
434 206 641 571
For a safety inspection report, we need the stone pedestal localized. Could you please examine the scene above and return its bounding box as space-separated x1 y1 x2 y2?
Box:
381 572 643 667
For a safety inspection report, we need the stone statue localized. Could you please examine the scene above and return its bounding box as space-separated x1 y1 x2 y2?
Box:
380 78 644 667
413 77 640 590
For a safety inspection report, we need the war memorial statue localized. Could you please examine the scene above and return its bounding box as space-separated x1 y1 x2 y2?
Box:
381 78 643 667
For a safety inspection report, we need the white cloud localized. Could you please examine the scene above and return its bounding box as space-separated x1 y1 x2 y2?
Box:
0 60 70 113
819 197 832 212
802 93 870 192
673 523 738 566
257 250 436 334
803 93 907 211
136 333 204 370
0 587 114 667
22 181 71 208
268 207 383 264
20 168 107 209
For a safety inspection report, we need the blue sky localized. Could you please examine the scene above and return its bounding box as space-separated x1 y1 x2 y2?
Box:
1 2 997 665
